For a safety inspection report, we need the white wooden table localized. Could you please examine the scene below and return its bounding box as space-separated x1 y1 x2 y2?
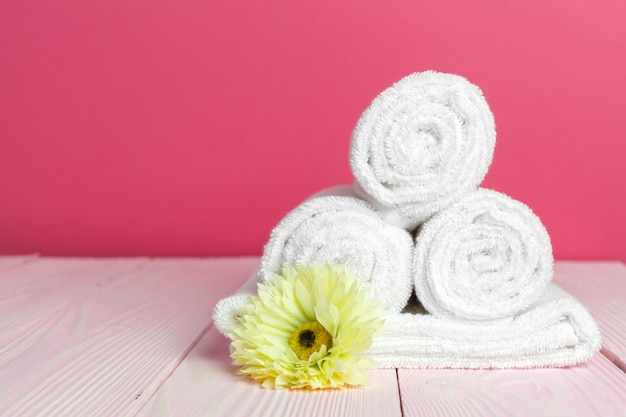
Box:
0 256 625 416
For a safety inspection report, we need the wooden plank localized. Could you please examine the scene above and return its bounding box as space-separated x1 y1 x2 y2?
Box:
553 261 626 367
398 353 626 417
136 325 401 417
0 255 38 272
0 257 146 338
0 257 259 417
397 261 626 417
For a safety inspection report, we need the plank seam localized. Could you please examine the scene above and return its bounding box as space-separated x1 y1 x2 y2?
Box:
133 321 217 415
600 347 626 374
395 368 405 417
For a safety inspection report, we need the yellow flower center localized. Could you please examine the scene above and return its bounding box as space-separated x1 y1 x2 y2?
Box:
288 321 333 361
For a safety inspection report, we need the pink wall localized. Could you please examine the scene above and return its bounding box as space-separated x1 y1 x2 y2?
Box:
1 0 625 260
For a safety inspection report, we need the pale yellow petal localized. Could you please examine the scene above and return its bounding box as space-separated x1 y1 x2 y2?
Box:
228 262 384 389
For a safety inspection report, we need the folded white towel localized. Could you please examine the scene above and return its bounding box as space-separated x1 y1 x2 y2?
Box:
350 71 496 227
414 188 553 321
367 284 601 369
260 193 414 314
214 266 601 369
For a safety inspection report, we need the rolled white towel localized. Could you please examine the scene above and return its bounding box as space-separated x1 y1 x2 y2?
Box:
350 71 496 227
260 193 414 314
414 188 553 321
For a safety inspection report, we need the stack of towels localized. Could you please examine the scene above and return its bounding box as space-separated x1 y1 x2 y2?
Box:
214 71 601 369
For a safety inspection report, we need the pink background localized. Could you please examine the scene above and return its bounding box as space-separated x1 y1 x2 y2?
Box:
1 0 625 260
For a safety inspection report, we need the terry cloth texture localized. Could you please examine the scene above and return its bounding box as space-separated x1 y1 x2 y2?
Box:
413 188 554 321
350 71 496 227
260 192 414 314
213 265 601 368
367 284 601 369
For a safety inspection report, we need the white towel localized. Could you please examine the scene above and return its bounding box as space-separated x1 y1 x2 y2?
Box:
214 266 601 369
350 71 496 227
213 267 260 336
367 284 601 369
312 184 418 230
413 188 554 321
260 193 414 314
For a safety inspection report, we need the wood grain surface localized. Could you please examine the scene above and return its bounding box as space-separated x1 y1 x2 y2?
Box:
136 325 402 417
0 255 38 272
0 258 146 338
0 258 624 417
398 353 626 417
0 257 257 416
